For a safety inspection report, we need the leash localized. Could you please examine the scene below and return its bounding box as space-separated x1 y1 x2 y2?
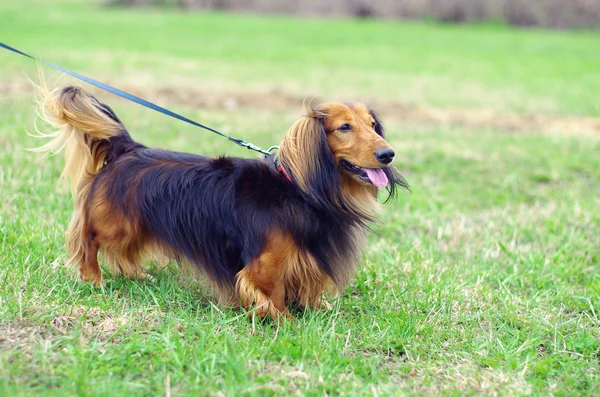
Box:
0 41 277 156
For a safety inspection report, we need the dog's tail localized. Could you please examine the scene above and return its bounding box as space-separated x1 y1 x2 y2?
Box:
33 85 132 195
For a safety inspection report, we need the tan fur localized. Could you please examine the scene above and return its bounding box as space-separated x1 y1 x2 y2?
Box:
33 85 129 285
235 229 338 320
322 102 393 170
87 184 145 277
340 174 381 220
278 102 386 221
236 230 294 320
32 84 122 194
278 106 326 192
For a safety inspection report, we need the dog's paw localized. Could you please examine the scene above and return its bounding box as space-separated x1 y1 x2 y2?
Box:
125 271 155 282
80 272 105 287
137 272 155 281
311 299 333 310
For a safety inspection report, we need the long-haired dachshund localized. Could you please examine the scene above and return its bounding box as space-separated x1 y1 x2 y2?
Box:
35 85 407 320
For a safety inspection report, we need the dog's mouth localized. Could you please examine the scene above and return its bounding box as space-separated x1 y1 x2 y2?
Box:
339 159 389 188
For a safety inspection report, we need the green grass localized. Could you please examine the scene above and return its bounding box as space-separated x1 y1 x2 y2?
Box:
1 1 599 395
1 0 600 116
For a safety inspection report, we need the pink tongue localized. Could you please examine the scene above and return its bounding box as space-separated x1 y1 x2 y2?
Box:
364 168 388 188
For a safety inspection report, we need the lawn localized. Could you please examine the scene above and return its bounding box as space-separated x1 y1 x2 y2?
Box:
1 0 599 395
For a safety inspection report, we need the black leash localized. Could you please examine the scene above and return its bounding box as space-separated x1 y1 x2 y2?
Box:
0 41 276 156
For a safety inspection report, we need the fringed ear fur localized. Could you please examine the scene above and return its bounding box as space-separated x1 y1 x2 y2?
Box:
278 106 343 208
369 108 410 201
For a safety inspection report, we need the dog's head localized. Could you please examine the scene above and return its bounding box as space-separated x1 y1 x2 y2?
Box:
320 102 395 189
279 102 407 211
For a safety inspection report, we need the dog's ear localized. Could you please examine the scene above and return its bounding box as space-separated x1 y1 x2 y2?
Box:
369 108 385 138
279 107 343 208
369 108 410 200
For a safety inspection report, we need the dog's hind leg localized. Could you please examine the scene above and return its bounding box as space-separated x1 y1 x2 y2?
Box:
100 239 147 280
79 240 103 286
91 218 148 281
82 184 147 282
66 193 104 287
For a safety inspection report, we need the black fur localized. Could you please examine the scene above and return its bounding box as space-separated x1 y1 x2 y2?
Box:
88 102 407 293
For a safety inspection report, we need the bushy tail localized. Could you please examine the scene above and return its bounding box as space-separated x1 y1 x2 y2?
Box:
33 84 127 195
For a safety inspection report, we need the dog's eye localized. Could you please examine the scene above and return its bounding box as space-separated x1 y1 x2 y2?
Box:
371 121 377 128
338 124 352 132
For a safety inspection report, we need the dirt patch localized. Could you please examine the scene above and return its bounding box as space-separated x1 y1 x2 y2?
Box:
0 322 52 353
249 356 532 395
4 80 599 136
403 359 533 395
0 308 158 353
0 80 35 97
381 104 600 136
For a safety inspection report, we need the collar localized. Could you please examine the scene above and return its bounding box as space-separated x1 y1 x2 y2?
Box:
271 154 292 182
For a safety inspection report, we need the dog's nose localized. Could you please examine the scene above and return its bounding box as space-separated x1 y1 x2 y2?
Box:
375 148 395 164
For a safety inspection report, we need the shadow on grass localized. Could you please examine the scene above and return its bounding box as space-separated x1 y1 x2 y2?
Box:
70 261 372 327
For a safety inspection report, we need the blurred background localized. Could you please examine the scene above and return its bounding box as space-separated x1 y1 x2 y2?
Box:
117 0 600 30
1 0 599 395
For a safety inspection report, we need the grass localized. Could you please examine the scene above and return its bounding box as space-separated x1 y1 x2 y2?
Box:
1 0 599 395
1 0 600 116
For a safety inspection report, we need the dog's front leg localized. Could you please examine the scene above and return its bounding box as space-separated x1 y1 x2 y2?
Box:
236 264 293 322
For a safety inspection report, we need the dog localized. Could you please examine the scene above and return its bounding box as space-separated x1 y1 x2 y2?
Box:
35 85 407 320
